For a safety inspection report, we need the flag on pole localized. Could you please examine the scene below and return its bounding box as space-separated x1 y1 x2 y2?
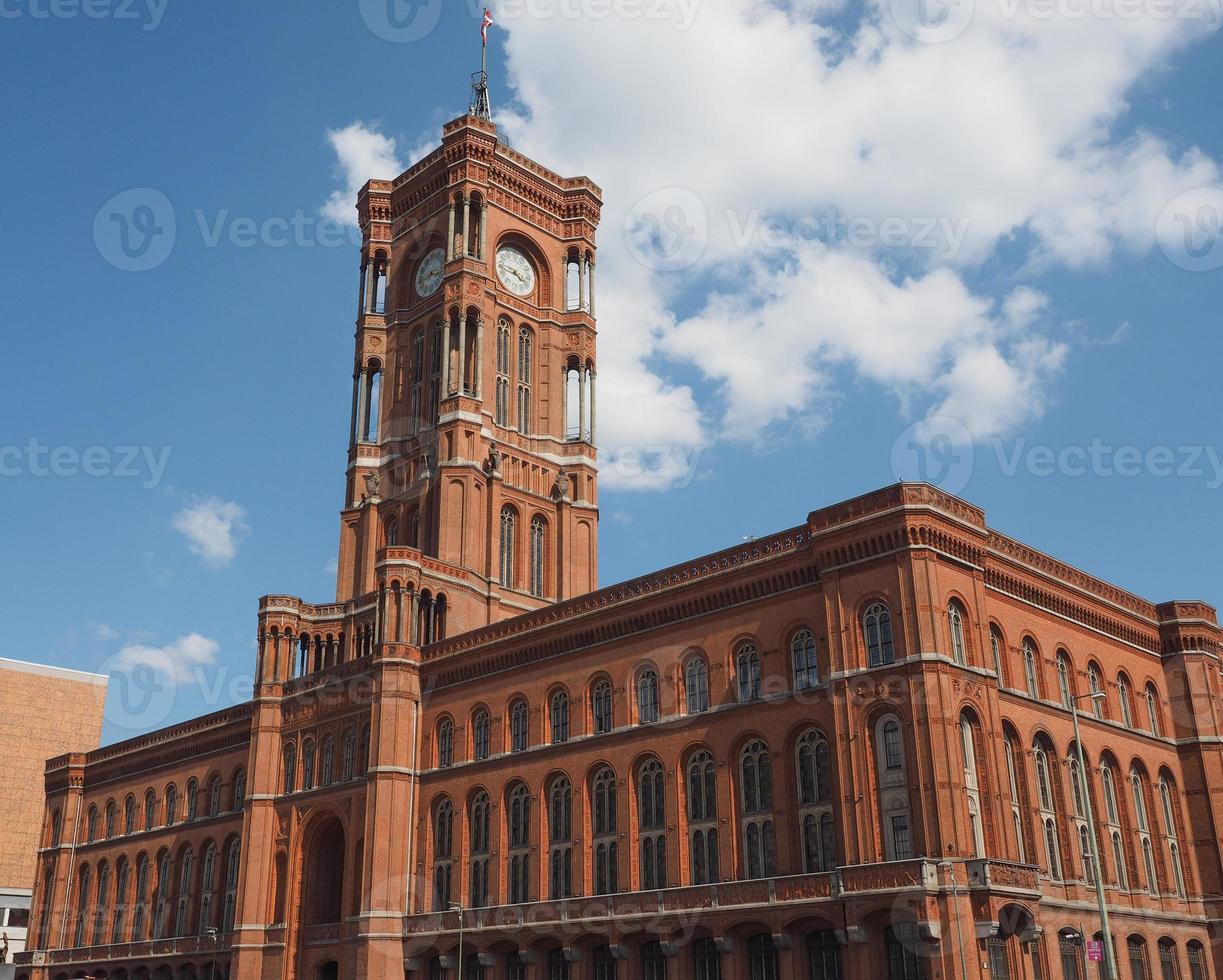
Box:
482 8 494 46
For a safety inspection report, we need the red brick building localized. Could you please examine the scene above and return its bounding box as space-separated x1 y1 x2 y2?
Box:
16 112 1223 980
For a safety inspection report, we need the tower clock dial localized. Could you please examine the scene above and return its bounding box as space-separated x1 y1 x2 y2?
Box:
414 247 446 299
496 246 536 296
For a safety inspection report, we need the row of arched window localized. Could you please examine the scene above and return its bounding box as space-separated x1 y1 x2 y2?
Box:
73 770 245 847
281 725 369 795
1056 930 1210 980
428 729 843 909
62 838 240 950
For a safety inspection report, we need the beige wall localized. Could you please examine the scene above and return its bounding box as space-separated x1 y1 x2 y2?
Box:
0 660 106 890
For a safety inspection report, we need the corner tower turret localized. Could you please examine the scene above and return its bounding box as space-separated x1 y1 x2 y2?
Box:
336 115 602 638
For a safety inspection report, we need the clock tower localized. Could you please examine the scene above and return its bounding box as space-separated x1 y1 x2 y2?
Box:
334 113 602 639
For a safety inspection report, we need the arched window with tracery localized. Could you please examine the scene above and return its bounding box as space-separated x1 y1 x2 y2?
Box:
1003 735 1027 863
529 516 546 597
797 730 835 873
864 602 895 667
437 718 454 768
507 782 530 904
686 749 719 885
638 759 667 889
1088 664 1105 718
592 679 613 735
473 709 491 761
124 795 136 835
592 768 618 895
1131 767 1159 892
736 643 761 702
1033 741 1062 879
637 668 660 724
432 798 453 911
301 741 316 791
185 779 199 821
342 729 356 780
499 506 516 588
685 656 710 713
1187 942 1207 980
92 860 110 945
132 853 150 940
948 601 968 665
792 628 818 689
548 775 573 899
72 863 91 947
222 838 240 932
198 841 217 934
510 699 529 752
877 716 914 861
282 744 296 795
1023 640 1040 698
740 739 775 879
1118 674 1134 727
1158 773 1187 898
173 846 194 936
1145 685 1162 736
152 850 172 939
550 690 570 744
1057 652 1074 708
469 791 491 908
105 799 118 838
959 714 986 858
517 327 533 434
495 318 511 427
990 626 1005 682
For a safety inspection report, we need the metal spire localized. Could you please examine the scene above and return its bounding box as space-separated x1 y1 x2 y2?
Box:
470 8 493 120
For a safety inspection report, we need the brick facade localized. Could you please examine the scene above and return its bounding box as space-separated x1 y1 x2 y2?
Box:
15 117 1223 980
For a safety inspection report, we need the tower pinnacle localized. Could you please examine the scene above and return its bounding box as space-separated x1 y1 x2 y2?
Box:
470 7 493 120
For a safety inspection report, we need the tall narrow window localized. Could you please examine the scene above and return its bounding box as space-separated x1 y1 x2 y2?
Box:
495 319 511 427
517 328 533 435
510 699 529 752
792 629 818 689
740 740 775 879
174 847 194 936
637 668 660 724
186 779 199 821
687 750 719 885
282 744 296 795
472 710 491 761
222 839 240 932
320 739 335 787
432 798 453 911
592 767 618 895
410 329 425 433
1129 938 1152 980
960 715 985 857
886 925 928 980
153 852 172 939
1187 943 1207 980
877 717 914 861
864 603 895 666
132 854 150 940
948 602 967 665
1146 685 1162 736
748 934 780 980
550 690 570 744
92 861 110 945
808 930 843 980
124 795 136 835
507 782 531 904
1057 653 1074 708
797 731 835 872
1158 941 1181 980
1023 641 1039 698
529 516 546 598
198 841 217 934
437 719 454 768
549 776 573 899
639 759 667 890
736 644 762 702
499 507 516 588
231 769 246 810
470 792 490 908
592 680 613 735
1004 738 1027 863
105 800 117 838
1118 675 1134 727
342 729 356 780
1088 665 1104 717
990 627 1005 681
1043 818 1062 880
686 657 710 713
642 941 668 980
73 864 90 947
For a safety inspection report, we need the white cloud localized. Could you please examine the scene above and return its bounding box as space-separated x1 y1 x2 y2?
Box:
321 122 405 225
172 497 249 569
111 633 220 688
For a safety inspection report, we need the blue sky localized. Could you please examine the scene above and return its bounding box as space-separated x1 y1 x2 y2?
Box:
1 1 1220 744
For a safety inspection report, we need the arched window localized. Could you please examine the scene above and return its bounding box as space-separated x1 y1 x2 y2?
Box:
507 782 531 904
282 744 296 794
1112 830 1130 890
1002 737 1027 863
132 853 150 940
437 718 454 768
1159 775 1187 898
495 318 511 427
1023 640 1039 698
548 948 571 980
165 784 177 826
747 934 780 980
638 759 667 890
152 851 172 939
593 944 618 980
198 841 217 934
1043 818 1062 880
1060 928 1085 980
320 738 335 787
548 776 573 899
510 699 529 752
231 769 246 810
1158 940 1181 980
592 679 613 735
863 603 895 666
92 860 110 945
124 795 136 835
174 846 194 935
1079 824 1096 884
1069 756 1086 818
637 668 660 724
469 791 491 908
948 601 967 665
499 506 516 588
877 717 913 861
808 930 842 980
550 690 570 744
140 790 155 832
1129 937 1152 980
736 643 761 702
1187 942 1207 980
692 938 721 980
1102 764 1120 824
641 941 667 980
385 516 399 547
740 740 775 879
529 516 546 598
473 709 491 761
517 327 533 434
208 775 222 816
685 656 710 713
301 741 316 791
86 805 98 843
686 750 719 885
1088 665 1105 717
792 628 818 689
432 798 453 912
185 778 199 821
222 839 240 932
1118 674 1134 727
72 863 91 947
105 799 118 838
960 715 985 857
1034 748 1054 811
1057 652 1074 708
797 731 835 872
592 768 618 895
1145 685 1162 736
342 729 357 780
990 626 1005 681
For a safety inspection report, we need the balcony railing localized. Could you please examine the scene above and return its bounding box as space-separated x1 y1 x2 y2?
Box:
18 933 230 966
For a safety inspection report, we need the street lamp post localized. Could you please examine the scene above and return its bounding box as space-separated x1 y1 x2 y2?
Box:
206 926 219 980
449 903 465 980
1071 691 1118 980
938 860 970 980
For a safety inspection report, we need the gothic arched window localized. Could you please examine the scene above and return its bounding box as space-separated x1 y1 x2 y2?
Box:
469 792 491 908
685 656 709 713
638 759 667 890
736 643 761 702
432 798 453 912
592 680 613 735
863 603 894 666
507 782 531 904
637 668 660 724
549 776 573 899
529 516 546 598
740 740 775 879
797 730 835 873
499 506 516 588
437 719 454 768
473 709 491 762
550 690 570 744
517 327 533 435
592 768 618 895
948 601 967 665
792 628 818 689
510 699 529 752
686 750 719 885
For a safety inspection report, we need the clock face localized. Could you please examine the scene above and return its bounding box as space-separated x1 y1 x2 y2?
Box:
496 246 536 296
414 247 445 299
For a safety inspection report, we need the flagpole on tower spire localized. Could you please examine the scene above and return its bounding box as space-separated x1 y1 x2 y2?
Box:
470 7 493 120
